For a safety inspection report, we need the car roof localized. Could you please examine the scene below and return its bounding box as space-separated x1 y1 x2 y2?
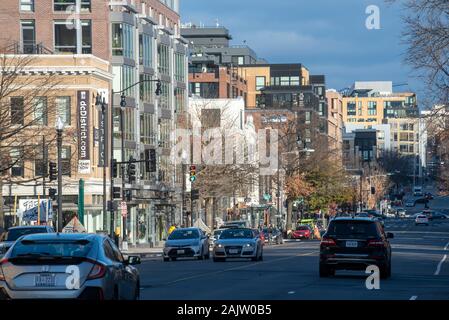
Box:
8 225 50 230
331 217 377 222
172 227 200 231
222 227 253 231
19 232 101 241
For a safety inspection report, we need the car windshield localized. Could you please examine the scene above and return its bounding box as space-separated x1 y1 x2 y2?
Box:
168 229 199 240
10 239 93 258
5 228 49 242
327 221 379 238
220 229 253 239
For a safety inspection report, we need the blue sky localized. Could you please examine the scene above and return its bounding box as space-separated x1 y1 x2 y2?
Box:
180 0 424 99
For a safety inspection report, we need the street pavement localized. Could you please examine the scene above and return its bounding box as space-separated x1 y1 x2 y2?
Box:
136 217 449 300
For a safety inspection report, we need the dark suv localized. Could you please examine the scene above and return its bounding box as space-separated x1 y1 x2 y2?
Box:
319 217 393 278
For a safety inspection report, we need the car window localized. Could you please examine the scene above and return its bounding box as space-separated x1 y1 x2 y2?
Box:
108 239 125 262
5 228 49 242
103 239 119 262
11 239 93 258
168 229 200 240
327 221 380 238
220 229 254 239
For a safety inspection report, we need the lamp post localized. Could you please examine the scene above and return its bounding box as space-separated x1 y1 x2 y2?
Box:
95 93 108 232
111 79 162 249
181 150 187 227
56 116 64 232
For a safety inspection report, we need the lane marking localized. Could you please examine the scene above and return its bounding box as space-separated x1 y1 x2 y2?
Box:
162 251 317 286
288 291 295 294
410 296 417 300
434 254 447 276
444 241 449 251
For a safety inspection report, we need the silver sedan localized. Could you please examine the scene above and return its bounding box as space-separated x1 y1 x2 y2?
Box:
163 228 210 261
213 228 263 262
0 233 141 300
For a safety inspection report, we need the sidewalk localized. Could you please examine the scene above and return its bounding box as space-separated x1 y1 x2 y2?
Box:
121 244 164 258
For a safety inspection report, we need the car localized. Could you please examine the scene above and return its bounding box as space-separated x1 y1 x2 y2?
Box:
163 227 210 261
0 233 141 300
413 186 423 197
415 215 429 226
221 221 248 229
405 200 415 207
210 229 226 248
396 208 407 218
425 192 434 200
289 225 312 239
427 211 448 220
262 227 284 245
319 217 393 279
213 228 263 262
0 225 55 256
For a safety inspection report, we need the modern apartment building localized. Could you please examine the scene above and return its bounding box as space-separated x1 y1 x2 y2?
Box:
180 25 256 99
0 0 189 247
342 81 418 125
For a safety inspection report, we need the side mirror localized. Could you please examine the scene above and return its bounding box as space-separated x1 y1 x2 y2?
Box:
387 232 394 239
127 255 141 265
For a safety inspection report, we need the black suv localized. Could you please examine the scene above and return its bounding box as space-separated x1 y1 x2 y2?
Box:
319 217 393 278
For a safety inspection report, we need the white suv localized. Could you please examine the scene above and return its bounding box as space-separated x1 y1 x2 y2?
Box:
415 215 429 226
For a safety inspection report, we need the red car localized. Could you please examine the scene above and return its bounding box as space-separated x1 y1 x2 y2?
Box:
290 225 312 239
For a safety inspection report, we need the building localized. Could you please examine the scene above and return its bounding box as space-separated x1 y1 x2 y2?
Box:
345 124 391 155
342 81 418 125
0 0 189 247
180 25 258 100
326 89 344 160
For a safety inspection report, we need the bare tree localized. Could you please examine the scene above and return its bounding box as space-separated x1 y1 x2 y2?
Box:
0 49 60 228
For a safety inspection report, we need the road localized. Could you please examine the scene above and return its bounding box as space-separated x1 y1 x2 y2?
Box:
136 217 449 300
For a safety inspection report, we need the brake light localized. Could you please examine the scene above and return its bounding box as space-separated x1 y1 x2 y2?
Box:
367 239 384 247
87 263 106 280
320 238 336 247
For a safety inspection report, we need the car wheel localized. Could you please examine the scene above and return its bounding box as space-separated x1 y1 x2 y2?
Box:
163 257 169 262
319 264 330 277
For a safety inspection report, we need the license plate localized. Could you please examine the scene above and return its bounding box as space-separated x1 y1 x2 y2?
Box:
177 250 185 254
35 274 56 287
346 241 358 248
229 249 239 254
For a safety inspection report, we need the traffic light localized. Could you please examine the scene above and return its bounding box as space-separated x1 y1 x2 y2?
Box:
145 149 156 173
189 165 196 182
49 162 57 181
48 188 57 200
127 157 136 183
113 186 121 199
112 159 118 178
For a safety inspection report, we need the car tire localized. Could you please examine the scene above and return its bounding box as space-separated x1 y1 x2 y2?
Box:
163 257 169 262
319 264 330 277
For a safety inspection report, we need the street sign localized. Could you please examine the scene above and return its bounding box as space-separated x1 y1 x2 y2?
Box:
121 201 127 218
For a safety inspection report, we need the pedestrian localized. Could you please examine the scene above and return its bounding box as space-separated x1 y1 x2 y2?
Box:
268 224 273 245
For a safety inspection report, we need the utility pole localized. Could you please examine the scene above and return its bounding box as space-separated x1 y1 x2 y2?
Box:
42 136 46 197
56 118 64 232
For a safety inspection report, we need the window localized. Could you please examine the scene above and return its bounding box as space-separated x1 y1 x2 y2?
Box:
237 56 244 65
139 74 154 103
280 77 290 86
174 87 185 113
399 144 408 152
55 97 71 125
103 240 117 262
317 86 323 96
159 82 170 109
347 101 356 116
368 101 377 115
113 65 136 97
35 145 48 177
33 97 47 125
55 20 92 54
159 119 171 149
140 113 156 145
112 23 134 59
158 44 170 75
10 148 24 177
20 0 34 11
305 111 311 124
290 76 300 86
174 53 185 82
256 76 265 91
10 97 24 125
61 146 71 176
318 102 324 116
272 93 292 108
357 101 362 115
21 20 35 54
80 0 91 12
81 20 92 54
139 34 153 68
54 0 76 11
123 108 136 141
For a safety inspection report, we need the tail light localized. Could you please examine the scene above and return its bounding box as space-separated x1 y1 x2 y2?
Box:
87 263 106 280
320 238 336 247
0 258 7 281
367 239 384 247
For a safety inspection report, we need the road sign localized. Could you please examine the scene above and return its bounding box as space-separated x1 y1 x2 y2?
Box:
121 201 127 218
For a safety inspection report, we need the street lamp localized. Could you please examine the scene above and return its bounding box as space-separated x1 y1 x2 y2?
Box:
55 116 64 232
95 93 107 232
181 150 188 227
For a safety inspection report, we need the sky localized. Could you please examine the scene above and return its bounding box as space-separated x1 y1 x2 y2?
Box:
180 0 424 100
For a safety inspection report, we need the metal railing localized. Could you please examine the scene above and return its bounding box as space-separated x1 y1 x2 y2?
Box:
6 42 53 55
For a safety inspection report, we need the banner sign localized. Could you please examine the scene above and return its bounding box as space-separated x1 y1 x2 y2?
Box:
98 106 108 167
18 199 53 222
78 90 90 173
